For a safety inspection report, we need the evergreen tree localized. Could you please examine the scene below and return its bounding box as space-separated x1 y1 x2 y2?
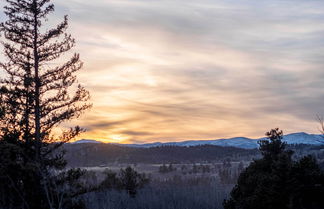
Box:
223 128 324 209
0 0 90 152
0 0 91 208
100 169 120 190
119 166 149 198
100 167 149 198
159 163 168 173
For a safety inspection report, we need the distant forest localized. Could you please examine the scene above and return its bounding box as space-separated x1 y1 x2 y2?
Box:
64 143 324 167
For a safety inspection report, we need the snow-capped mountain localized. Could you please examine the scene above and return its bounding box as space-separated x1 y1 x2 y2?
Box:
72 132 323 149
72 139 103 144
281 132 323 145
122 137 258 149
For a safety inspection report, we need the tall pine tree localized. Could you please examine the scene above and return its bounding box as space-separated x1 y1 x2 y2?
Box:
0 0 91 151
0 0 91 208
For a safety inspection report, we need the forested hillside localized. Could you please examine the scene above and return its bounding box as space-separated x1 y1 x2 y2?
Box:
64 143 324 167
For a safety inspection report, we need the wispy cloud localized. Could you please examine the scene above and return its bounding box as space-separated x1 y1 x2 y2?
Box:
1 0 324 143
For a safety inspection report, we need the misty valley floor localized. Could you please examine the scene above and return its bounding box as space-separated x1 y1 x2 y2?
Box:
65 143 324 209
83 183 232 209
74 162 245 209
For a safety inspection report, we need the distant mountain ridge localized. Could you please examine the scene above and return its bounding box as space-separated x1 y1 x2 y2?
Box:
72 139 102 144
73 132 323 149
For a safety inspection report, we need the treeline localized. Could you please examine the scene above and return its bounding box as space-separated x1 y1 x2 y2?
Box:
64 144 260 166
64 143 324 167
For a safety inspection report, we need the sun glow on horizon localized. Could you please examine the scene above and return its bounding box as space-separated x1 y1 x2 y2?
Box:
2 0 323 144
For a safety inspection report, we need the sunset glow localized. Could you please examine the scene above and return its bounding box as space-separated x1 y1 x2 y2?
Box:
1 0 324 143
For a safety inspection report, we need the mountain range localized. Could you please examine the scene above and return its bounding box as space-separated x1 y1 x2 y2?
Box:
73 132 323 149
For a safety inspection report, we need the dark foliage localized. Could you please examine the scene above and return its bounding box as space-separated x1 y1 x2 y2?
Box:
65 144 259 166
64 143 324 167
100 167 149 198
119 167 150 197
159 163 177 173
83 180 232 209
223 128 324 209
0 0 90 144
0 0 90 208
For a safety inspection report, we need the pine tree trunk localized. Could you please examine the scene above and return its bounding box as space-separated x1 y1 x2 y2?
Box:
32 0 41 160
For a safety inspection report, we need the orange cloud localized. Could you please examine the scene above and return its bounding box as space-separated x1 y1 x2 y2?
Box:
1 0 324 143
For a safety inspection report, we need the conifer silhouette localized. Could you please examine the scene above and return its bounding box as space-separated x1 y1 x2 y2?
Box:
0 0 91 208
223 128 324 209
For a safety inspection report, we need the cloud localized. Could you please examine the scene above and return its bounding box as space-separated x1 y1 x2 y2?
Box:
0 0 324 142
120 130 153 137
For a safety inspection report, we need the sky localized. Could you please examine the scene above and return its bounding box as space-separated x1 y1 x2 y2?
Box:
1 0 324 143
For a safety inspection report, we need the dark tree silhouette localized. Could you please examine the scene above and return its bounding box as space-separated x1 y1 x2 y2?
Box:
0 0 91 208
119 166 149 198
223 128 324 209
100 167 149 198
0 0 91 152
100 169 120 190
